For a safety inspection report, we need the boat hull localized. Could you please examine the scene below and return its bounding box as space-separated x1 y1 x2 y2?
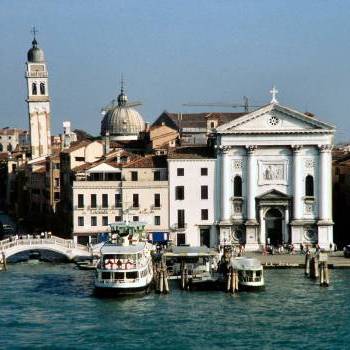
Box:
238 282 265 292
94 282 152 297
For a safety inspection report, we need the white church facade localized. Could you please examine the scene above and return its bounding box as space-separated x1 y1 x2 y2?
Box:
216 95 335 250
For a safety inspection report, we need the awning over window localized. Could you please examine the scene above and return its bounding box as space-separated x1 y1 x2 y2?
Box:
149 232 169 243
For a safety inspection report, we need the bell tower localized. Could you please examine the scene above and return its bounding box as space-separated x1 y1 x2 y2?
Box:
25 27 51 159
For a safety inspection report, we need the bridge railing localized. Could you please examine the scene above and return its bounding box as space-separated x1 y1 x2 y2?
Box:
0 238 11 248
0 235 90 253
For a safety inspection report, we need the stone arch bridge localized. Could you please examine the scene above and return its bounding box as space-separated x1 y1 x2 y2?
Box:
0 235 96 263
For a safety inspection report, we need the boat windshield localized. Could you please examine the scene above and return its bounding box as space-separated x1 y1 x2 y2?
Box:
104 254 137 260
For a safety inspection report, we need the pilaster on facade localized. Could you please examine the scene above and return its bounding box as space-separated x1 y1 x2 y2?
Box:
318 144 333 224
245 145 258 224
292 144 303 222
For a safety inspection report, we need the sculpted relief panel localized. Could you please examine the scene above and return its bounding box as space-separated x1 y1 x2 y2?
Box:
258 161 288 185
263 164 284 180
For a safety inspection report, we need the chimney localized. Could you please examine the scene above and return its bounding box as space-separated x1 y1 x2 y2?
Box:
62 121 73 149
63 121 71 135
104 131 110 155
305 112 315 118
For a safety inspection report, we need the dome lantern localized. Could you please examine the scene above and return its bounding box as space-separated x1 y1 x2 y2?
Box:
27 28 45 63
101 82 145 141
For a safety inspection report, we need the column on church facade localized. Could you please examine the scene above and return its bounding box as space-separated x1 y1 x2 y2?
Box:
284 206 289 242
259 207 265 244
292 145 303 220
220 147 231 221
319 145 332 221
246 146 257 221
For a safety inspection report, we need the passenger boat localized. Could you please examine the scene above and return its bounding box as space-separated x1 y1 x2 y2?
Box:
229 257 265 291
94 221 154 296
164 246 221 290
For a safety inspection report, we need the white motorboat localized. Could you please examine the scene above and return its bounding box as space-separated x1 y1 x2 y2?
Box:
94 221 153 296
230 257 265 291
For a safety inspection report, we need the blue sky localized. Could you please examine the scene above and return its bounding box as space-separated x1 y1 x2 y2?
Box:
1 0 350 140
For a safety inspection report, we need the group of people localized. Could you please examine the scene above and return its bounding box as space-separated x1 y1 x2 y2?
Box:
263 242 337 256
9 231 52 241
104 257 136 270
263 243 294 255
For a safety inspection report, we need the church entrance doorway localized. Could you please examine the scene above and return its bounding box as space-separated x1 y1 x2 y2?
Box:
265 208 283 246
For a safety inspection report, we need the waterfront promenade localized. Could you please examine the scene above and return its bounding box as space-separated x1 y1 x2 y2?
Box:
246 251 350 268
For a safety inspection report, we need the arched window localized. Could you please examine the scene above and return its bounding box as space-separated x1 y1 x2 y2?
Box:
234 175 242 197
40 82 45 95
32 83 37 95
7 144 12 152
305 175 314 196
0 144 3 152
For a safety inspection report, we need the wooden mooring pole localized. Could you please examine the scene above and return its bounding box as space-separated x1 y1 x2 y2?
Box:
1 252 7 271
309 256 319 279
305 252 330 287
155 260 170 294
319 260 330 287
304 252 311 276
227 267 239 294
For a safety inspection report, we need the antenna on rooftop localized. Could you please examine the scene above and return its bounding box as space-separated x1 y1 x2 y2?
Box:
183 96 261 113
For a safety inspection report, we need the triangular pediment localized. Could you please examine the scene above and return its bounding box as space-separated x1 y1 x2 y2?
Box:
86 162 120 173
256 189 290 200
216 103 334 134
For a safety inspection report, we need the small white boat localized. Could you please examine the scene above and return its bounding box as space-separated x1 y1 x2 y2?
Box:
94 221 153 296
76 259 98 270
230 257 265 291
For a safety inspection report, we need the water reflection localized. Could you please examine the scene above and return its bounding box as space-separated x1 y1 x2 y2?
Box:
0 264 349 349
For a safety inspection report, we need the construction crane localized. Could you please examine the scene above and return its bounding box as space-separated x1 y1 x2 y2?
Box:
183 96 260 113
100 99 142 116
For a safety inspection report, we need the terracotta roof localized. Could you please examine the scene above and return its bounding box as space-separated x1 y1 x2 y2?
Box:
124 155 167 168
71 150 139 172
153 111 246 130
0 152 9 160
110 139 148 150
168 146 215 159
334 152 350 164
0 127 27 135
205 112 246 126
72 162 93 172
61 140 101 154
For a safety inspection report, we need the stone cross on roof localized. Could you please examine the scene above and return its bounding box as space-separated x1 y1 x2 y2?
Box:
270 85 279 104
31 25 38 39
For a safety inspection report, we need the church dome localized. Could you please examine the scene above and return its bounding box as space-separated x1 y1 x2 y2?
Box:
101 88 145 140
27 39 45 63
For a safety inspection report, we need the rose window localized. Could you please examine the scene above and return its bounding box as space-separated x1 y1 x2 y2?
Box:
267 115 280 126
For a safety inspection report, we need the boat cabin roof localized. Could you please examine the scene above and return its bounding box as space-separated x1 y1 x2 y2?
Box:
100 242 146 255
230 257 262 271
164 246 218 257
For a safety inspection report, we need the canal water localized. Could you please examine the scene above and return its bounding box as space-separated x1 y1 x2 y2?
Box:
1 263 350 349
